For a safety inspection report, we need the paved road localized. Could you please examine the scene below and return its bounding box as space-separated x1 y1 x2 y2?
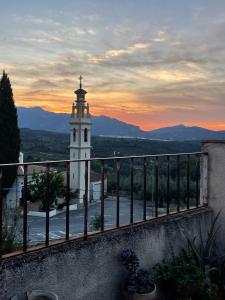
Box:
27 197 155 244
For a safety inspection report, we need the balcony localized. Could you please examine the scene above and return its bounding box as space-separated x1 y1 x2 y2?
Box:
0 141 224 300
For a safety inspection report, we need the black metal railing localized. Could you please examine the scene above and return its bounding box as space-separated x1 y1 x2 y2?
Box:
0 152 208 258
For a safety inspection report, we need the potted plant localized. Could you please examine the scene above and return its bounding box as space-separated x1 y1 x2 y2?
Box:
121 249 157 300
152 211 223 300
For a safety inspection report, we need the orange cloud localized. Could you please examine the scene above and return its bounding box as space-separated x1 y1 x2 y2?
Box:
88 43 150 64
145 70 206 82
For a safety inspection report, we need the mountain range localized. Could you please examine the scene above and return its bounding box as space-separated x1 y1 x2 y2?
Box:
17 106 225 141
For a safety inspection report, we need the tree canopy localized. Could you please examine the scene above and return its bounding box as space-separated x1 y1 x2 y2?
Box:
0 71 20 191
29 171 65 211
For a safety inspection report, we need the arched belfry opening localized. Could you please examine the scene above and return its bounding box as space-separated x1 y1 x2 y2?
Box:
73 128 76 142
84 128 88 142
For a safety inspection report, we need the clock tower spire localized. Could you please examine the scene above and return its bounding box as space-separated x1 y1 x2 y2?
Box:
69 76 91 203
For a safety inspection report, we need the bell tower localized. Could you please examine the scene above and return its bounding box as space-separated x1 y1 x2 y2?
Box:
69 76 91 203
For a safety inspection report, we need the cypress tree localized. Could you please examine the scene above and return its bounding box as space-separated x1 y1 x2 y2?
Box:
0 71 20 192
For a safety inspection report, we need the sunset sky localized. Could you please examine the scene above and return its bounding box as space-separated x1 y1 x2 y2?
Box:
1 0 225 130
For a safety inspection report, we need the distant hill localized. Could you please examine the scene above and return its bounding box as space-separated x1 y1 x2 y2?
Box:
17 107 143 137
147 125 225 141
17 106 225 141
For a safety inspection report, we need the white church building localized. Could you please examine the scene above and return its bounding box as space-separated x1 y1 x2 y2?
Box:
69 76 107 204
69 76 91 203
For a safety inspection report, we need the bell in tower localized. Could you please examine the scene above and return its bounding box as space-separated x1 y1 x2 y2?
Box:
72 75 90 119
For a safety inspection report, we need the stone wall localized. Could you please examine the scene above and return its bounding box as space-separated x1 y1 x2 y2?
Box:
0 208 212 300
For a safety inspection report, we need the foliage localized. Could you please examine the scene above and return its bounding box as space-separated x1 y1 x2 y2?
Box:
90 214 103 231
2 208 21 254
211 259 225 298
184 210 221 270
153 212 222 299
121 249 154 294
153 251 217 299
20 128 200 163
0 71 20 192
29 171 65 211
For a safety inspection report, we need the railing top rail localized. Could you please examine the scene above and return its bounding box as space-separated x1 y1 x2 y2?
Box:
0 151 207 167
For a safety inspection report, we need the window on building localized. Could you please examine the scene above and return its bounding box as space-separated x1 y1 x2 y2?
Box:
84 128 88 142
73 128 76 142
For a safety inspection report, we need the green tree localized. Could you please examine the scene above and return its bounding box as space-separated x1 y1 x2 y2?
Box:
0 71 20 192
29 171 65 211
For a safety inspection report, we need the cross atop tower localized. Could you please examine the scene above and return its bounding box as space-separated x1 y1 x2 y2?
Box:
79 75 83 89
75 75 87 100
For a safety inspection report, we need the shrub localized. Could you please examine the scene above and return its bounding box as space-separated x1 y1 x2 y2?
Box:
2 208 21 254
153 212 222 300
153 251 217 299
90 214 103 231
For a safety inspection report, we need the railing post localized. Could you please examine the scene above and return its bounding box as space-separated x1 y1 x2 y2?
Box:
130 158 134 224
100 160 105 232
176 155 180 212
143 157 147 221
45 164 50 246
196 154 200 207
0 168 3 257
154 156 159 217
23 165 28 252
186 154 190 210
200 153 208 206
83 160 89 239
166 156 170 215
66 162 70 240
116 159 120 228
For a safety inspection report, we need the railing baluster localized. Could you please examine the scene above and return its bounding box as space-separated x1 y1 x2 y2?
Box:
116 159 120 228
196 154 200 207
0 168 3 257
45 163 50 246
154 157 159 217
177 156 180 212
166 156 170 215
66 162 70 240
130 158 134 224
143 158 147 221
84 160 89 239
23 165 28 252
187 154 190 209
100 160 105 232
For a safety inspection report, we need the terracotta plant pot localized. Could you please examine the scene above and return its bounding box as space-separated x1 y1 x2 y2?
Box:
124 284 157 300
